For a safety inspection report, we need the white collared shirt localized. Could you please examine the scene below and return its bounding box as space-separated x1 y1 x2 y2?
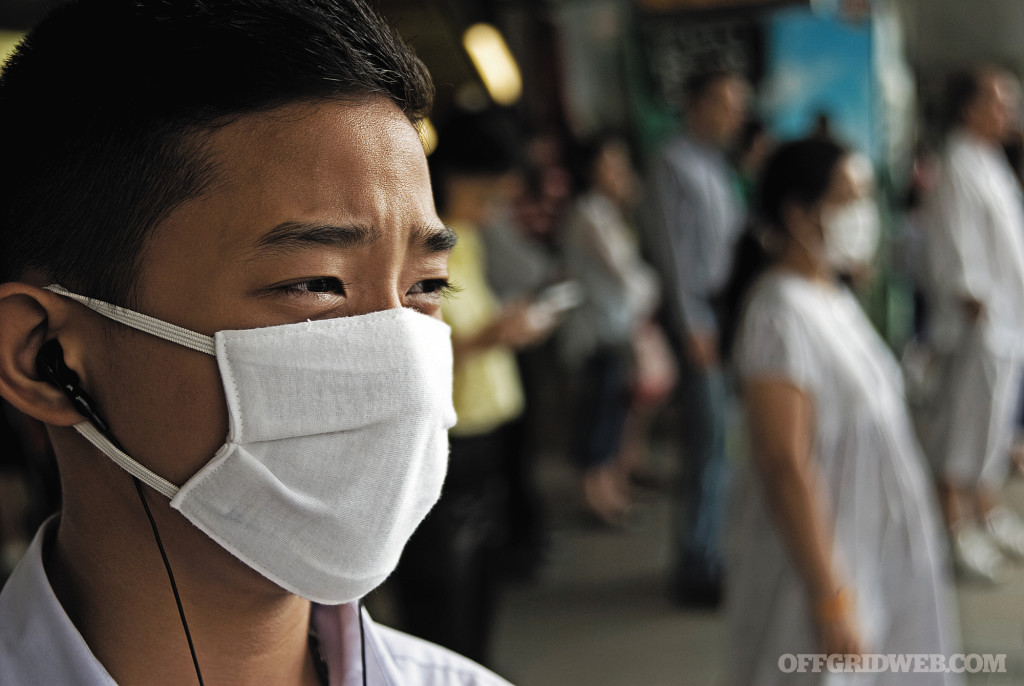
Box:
0 517 513 686
925 130 1024 356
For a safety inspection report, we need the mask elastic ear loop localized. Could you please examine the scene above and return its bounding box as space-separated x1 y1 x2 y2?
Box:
68 394 205 684
74 422 179 498
44 285 216 356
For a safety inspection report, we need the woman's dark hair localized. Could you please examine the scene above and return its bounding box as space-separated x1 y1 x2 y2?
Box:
0 0 433 307
718 136 848 359
756 137 848 235
566 131 631 195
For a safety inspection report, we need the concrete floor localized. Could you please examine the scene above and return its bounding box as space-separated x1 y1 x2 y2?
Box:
487 452 1024 686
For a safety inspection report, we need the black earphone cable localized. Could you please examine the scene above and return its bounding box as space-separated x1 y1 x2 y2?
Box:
132 476 206 686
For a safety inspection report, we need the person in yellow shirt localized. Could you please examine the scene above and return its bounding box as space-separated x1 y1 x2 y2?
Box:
392 109 555 667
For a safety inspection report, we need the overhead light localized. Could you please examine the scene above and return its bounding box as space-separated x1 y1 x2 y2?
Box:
0 31 24 74
462 23 522 106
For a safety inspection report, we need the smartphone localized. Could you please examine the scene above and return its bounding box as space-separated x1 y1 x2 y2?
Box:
532 280 584 314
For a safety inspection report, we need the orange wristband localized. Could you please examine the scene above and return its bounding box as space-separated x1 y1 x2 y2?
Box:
816 587 855 623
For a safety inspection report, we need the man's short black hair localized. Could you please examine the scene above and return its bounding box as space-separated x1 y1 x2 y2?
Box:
943 68 985 132
0 0 434 306
942 64 1012 133
683 68 741 108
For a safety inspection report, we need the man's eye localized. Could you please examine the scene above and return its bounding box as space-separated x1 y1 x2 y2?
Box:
280 277 347 295
408 279 457 298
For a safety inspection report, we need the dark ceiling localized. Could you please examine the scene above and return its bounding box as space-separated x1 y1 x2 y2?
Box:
0 0 497 30
0 0 53 30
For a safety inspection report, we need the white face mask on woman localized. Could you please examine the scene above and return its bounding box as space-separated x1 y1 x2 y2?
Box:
46 284 456 605
821 197 881 272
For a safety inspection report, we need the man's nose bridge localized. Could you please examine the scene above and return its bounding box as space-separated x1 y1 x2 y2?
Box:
350 274 405 316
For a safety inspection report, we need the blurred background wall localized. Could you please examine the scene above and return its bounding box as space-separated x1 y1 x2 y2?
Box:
2 0 1019 348
1 0 1014 172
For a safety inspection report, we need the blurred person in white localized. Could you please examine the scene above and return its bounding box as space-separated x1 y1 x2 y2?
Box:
728 138 961 686
559 134 666 524
648 69 749 606
0 1 513 684
924 65 1024 583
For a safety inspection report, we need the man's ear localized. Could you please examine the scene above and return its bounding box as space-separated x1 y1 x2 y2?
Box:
0 282 88 426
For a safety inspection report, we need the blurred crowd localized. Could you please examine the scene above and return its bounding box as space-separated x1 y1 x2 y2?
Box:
4 61 1024 684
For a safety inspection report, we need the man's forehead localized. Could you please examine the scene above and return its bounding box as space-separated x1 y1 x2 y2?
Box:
140 98 441 274
720 78 750 102
202 98 419 170
976 71 1019 98
195 99 430 210
995 76 1022 102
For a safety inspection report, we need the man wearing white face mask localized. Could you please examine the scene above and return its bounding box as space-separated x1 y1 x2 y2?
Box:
0 2 513 685
924 65 1024 584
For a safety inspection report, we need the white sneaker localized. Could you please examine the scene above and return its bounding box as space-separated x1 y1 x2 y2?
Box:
985 507 1024 560
953 526 1012 584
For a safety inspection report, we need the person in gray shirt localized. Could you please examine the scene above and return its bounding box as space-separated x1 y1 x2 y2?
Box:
648 69 749 607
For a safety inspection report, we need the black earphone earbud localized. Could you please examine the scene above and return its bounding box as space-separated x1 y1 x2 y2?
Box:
36 339 110 433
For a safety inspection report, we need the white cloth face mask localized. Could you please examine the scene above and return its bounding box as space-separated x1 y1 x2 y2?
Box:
821 198 881 271
45 285 456 605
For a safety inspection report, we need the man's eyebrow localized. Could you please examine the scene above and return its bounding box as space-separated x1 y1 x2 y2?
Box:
253 221 381 253
413 223 458 253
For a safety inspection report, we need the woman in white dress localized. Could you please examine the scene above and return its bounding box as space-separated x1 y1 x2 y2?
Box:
727 138 962 685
